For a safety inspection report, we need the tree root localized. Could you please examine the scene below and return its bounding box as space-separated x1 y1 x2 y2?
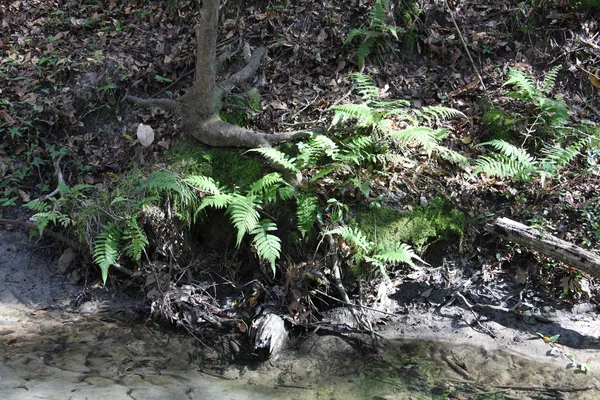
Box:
324 229 376 341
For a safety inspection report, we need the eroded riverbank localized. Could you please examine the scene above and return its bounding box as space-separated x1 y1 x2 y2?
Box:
1 228 599 399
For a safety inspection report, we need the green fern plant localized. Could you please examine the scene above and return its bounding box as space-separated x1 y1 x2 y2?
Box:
472 137 591 183
185 173 290 275
331 73 468 165
345 0 400 70
504 66 569 130
473 67 593 184
326 225 423 280
93 222 122 286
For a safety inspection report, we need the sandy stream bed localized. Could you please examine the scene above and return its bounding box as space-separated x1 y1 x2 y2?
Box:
1 228 600 399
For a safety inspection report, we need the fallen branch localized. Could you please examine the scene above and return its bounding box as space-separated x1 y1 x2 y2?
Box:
485 217 600 278
494 384 594 393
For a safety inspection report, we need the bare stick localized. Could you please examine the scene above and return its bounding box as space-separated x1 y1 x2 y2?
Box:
444 1 488 97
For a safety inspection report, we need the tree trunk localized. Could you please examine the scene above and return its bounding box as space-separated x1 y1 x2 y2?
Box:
127 0 311 148
485 217 600 278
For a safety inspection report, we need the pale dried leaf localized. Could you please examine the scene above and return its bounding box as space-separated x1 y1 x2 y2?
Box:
137 123 155 147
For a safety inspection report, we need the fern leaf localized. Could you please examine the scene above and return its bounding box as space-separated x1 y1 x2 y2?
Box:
25 199 50 213
296 191 319 237
331 103 375 127
227 195 260 247
248 172 287 198
298 134 339 166
344 28 368 45
539 137 589 173
142 171 184 196
326 226 371 253
199 193 233 211
416 106 467 122
123 216 148 261
348 72 380 100
541 66 561 94
472 154 537 181
372 242 425 267
247 147 299 173
93 223 122 286
480 139 536 166
251 219 281 275
183 175 222 195
356 38 374 70
504 68 538 99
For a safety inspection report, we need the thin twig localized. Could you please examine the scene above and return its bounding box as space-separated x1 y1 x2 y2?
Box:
444 1 488 98
32 153 65 202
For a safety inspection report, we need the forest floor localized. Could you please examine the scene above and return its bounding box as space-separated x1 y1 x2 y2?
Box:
2 0 600 398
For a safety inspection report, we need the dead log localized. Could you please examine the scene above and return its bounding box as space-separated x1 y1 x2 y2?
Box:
485 217 600 278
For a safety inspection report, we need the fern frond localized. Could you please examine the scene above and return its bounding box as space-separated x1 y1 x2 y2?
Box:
368 0 392 32
348 72 380 100
183 175 222 195
247 147 299 173
344 28 368 45
297 134 339 166
248 172 289 203
356 39 374 71
296 191 319 237
251 219 281 275
226 195 260 247
25 199 50 213
541 66 561 94
93 223 122 285
123 216 148 262
481 139 536 165
248 172 285 194
142 171 184 196
389 127 440 154
504 68 538 99
472 154 537 181
331 103 375 127
416 106 467 122
199 193 233 211
326 226 371 253
372 242 424 267
539 136 589 173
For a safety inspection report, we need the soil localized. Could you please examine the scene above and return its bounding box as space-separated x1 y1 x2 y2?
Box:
2 227 600 399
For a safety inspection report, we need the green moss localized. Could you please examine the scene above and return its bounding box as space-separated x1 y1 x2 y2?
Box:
220 89 262 127
482 106 518 141
209 149 264 191
351 196 469 253
168 137 265 191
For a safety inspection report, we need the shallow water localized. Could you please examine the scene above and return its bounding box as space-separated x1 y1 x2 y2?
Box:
1 229 599 399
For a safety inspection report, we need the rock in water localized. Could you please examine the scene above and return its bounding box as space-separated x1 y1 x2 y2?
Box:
250 312 287 360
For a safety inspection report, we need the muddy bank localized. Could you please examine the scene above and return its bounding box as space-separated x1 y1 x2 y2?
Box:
1 228 600 399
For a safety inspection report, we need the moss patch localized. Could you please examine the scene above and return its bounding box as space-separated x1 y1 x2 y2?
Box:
168 137 265 191
351 196 469 252
482 106 518 141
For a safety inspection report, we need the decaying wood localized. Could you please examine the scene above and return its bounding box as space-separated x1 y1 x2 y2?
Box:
485 217 600 278
249 312 288 360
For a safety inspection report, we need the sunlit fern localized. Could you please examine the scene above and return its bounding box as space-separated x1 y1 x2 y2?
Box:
93 222 122 286
472 138 591 183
